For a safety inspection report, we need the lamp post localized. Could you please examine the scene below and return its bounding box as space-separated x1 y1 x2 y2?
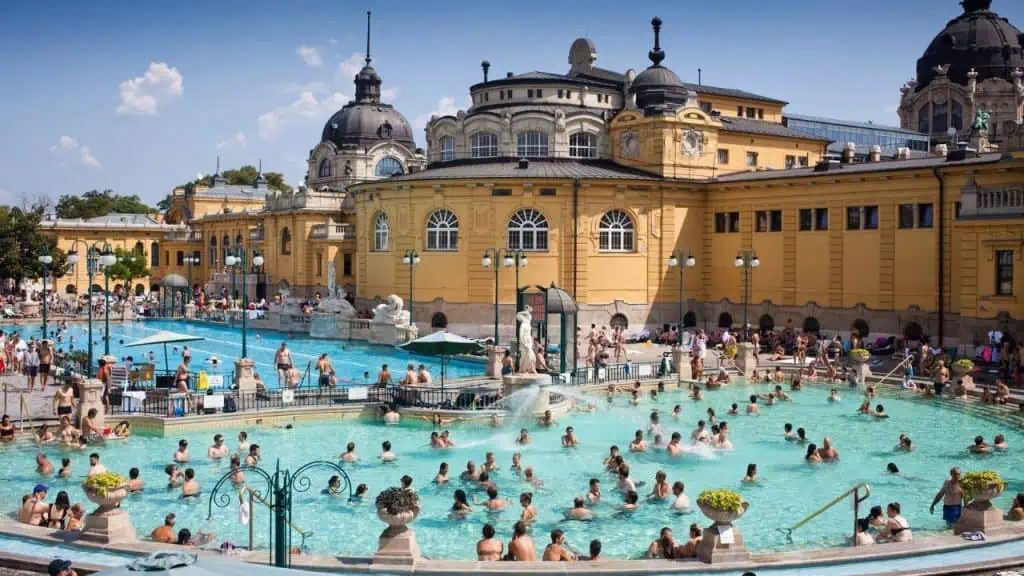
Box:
100 245 116 355
480 248 527 346
734 250 760 341
667 249 695 331
38 246 53 339
183 254 198 303
67 240 113 375
227 248 263 359
402 249 420 323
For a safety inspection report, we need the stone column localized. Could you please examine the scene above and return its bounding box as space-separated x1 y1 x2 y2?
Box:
734 342 756 380
486 346 505 378
696 524 750 564
235 358 258 393
77 377 105 429
672 346 692 382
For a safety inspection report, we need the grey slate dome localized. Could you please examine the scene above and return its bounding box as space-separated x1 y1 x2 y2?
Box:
631 17 693 115
320 11 416 151
915 0 1024 90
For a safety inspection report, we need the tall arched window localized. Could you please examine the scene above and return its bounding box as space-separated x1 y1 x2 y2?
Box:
151 242 160 267
318 158 332 178
133 241 144 257
280 227 292 255
235 233 243 247
439 135 456 162
918 105 930 133
375 156 404 177
425 209 459 251
516 131 549 157
209 236 217 267
568 132 597 158
470 132 498 158
598 210 635 252
952 101 963 132
221 234 230 265
374 212 390 252
508 208 549 251
932 101 948 134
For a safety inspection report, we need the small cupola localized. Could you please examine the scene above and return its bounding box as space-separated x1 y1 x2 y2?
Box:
630 17 693 116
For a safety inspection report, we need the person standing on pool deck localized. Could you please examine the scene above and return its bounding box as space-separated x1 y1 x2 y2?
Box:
930 467 964 524
52 380 76 418
275 343 293 388
317 354 335 389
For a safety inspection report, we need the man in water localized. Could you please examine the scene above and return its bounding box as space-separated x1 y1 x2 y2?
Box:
930 467 964 525
151 513 176 543
476 523 503 561
565 497 593 521
542 529 576 561
507 521 537 561
275 343 293 388
87 453 107 477
207 435 228 460
691 420 709 443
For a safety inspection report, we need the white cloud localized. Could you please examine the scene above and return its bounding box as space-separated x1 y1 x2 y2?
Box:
216 132 248 151
279 80 328 95
414 96 469 130
327 37 338 45
296 45 322 67
258 91 349 141
50 135 101 168
116 62 184 116
337 53 365 80
381 88 398 103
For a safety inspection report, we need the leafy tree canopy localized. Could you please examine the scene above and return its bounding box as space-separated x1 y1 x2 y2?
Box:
176 165 292 195
0 206 67 287
55 189 157 220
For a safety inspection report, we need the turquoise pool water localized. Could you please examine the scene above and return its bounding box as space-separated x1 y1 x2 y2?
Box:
2 377 1022 560
10 320 482 387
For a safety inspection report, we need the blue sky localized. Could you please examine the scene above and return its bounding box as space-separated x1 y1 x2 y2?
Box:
1 0 1021 207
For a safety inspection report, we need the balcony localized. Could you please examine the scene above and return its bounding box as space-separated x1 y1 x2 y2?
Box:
249 228 265 242
164 230 203 242
960 180 1024 219
310 223 353 241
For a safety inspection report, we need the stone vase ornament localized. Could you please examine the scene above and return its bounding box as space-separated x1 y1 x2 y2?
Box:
954 482 1005 534
374 488 422 565
80 484 136 543
696 496 751 564
849 349 872 385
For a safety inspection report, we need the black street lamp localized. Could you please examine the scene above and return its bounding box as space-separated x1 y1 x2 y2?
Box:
667 249 695 331
100 245 116 356
227 247 263 359
402 249 419 322
734 250 760 341
38 246 53 339
67 240 114 375
183 253 199 303
481 248 527 346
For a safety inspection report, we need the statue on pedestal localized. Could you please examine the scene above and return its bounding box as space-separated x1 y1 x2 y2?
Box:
373 295 410 327
516 307 536 374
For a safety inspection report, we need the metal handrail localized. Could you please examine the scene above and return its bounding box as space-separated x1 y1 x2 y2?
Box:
242 485 312 544
778 482 871 546
875 355 914 384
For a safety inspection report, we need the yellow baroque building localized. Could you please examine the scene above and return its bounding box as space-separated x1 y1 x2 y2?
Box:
350 17 1024 346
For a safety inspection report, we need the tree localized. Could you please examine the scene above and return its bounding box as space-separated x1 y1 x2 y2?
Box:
176 165 292 194
0 206 67 292
107 248 150 320
55 190 157 220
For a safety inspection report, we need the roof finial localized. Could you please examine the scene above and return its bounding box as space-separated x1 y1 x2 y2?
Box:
216 156 220 175
648 17 665 66
961 0 992 13
365 11 372 66
258 158 262 174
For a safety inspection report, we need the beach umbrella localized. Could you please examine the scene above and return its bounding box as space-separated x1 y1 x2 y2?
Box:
399 330 483 391
123 330 205 372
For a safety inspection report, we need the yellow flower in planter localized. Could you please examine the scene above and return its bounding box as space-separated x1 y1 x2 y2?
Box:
697 489 744 513
960 470 1006 504
82 472 128 497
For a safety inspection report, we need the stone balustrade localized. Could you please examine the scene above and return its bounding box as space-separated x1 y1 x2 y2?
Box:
959 179 1024 219
310 223 354 240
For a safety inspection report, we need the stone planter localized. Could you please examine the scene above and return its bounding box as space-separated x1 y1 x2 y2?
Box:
952 365 971 378
374 507 421 566
696 501 751 564
80 486 135 544
954 484 1005 534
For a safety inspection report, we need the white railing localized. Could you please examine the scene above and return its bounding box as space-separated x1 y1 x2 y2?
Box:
310 223 353 240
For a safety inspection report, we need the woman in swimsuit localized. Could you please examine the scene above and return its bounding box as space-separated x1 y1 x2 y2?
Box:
0 415 16 443
46 491 71 530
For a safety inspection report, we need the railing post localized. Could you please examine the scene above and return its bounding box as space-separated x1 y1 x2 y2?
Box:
249 488 255 551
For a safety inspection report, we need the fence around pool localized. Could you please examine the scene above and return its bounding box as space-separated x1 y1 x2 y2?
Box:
93 358 673 417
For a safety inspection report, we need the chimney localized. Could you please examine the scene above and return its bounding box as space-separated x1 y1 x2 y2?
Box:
896 147 911 160
934 143 948 158
841 142 856 164
481 60 490 83
869 145 881 163
518 158 529 169
506 72 514 78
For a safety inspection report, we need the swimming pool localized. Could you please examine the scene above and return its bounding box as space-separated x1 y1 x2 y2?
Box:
3 379 1021 560
11 320 483 387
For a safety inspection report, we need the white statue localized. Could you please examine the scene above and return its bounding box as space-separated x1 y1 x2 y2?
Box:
319 290 356 317
516 307 536 374
327 261 337 296
372 294 410 326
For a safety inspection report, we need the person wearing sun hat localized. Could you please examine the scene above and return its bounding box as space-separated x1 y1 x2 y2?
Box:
48 559 76 576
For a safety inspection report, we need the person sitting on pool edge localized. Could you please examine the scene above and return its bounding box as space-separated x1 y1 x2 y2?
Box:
477 523 503 561
877 502 912 543
543 528 576 561
151 513 176 543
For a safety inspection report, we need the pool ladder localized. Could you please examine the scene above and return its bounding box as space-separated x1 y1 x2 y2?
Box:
777 483 871 547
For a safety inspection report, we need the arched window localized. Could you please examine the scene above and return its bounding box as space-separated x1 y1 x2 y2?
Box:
507 208 549 251
133 241 144 257
852 318 870 339
903 321 924 342
718 312 734 329
235 234 243 247
439 135 456 162
802 316 821 333
516 131 549 157
151 242 160 267
318 158 332 178
918 105 930 133
610 313 628 330
373 212 390 252
683 311 697 328
280 227 292 255
932 101 948 134
208 236 217 267
471 132 498 158
221 234 230 265
759 314 775 332
951 101 963 132
431 312 448 329
569 132 597 158
65 284 77 294
598 210 634 252
135 283 146 296
425 209 459 251
375 156 404 177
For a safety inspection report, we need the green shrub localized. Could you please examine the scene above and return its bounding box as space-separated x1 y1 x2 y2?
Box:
697 489 744 513
960 470 1006 503
82 472 128 497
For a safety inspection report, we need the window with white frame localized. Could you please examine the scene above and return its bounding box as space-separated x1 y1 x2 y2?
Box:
516 131 549 157
598 210 635 252
425 209 459 251
508 208 549 251
568 132 597 158
439 136 456 162
470 132 498 158
318 158 332 178
374 156 404 177
373 212 390 252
